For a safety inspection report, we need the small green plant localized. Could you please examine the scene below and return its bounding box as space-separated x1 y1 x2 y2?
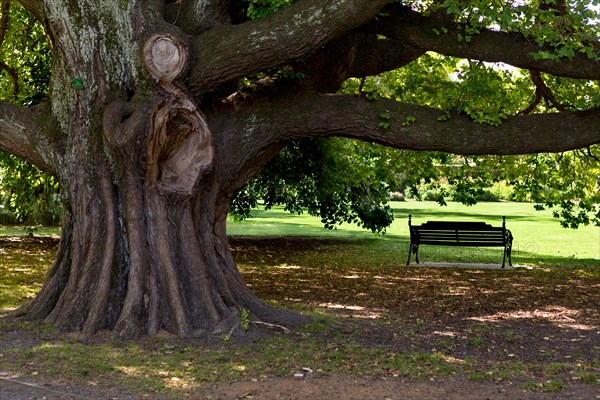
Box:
575 372 599 384
401 115 416 127
219 333 231 343
469 336 484 346
240 308 250 331
523 379 565 392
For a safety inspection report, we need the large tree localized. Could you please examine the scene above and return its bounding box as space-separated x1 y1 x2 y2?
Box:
0 0 599 338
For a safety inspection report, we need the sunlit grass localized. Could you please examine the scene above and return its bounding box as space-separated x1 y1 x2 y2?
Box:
0 247 54 311
228 201 599 261
0 225 61 236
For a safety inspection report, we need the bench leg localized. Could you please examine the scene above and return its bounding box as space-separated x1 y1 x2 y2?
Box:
406 243 419 266
502 244 513 268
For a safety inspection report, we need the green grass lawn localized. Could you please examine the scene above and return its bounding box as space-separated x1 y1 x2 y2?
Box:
228 201 599 262
0 225 61 237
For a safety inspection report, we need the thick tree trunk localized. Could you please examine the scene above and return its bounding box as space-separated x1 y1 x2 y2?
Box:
17 167 300 339
13 3 304 338
15 93 301 338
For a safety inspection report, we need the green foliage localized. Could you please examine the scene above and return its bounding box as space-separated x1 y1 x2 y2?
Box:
336 46 599 229
505 151 600 228
0 4 60 225
0 2 50 105
231 138 396 234
438 0 600 62
0 152 61 226
344 53 529 125
378 110 392 128
247 0 296 20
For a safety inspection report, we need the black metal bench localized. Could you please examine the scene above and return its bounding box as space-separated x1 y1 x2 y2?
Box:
406 215 513 268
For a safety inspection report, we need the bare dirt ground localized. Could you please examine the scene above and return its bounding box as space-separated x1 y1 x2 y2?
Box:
1 236 599 399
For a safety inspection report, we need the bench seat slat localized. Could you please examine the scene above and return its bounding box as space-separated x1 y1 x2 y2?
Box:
417 234 506 239
418 240 506 247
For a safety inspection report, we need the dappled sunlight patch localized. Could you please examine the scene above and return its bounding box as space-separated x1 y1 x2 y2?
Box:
433 330 459 338
163 375 195 390
443 286 471 296
469 306 596 330
318 302 383 319
273 264 302 269
437 354 465 364
115 365 144 378
400 276 430 282
373 275 403 281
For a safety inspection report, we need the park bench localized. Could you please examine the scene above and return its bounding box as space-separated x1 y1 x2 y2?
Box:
406 215 513 268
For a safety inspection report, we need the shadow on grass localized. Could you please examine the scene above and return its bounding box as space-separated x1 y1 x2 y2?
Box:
392 208 531 222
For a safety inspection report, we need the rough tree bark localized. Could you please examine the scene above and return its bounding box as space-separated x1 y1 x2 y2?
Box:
0 0 599 339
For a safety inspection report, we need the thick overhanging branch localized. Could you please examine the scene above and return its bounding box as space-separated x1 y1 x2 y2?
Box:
187 0 389 95
229 93 600 159
298 34 424 93
167 0 246 34
0 100 61 174
369 5 600 80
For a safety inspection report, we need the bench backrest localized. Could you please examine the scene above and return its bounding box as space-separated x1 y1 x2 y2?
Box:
408 216 510 246
416 221 496 231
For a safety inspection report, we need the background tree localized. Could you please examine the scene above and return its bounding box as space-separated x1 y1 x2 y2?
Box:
0 0 598 339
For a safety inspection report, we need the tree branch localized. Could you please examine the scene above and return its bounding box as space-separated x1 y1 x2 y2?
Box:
167 0 246 33
0 61 19 99
226 94 600 161
298 34 424 92
187 0 389 95
0 0 9 47
519 70 567 114
0 101 61 174
369 5 600 80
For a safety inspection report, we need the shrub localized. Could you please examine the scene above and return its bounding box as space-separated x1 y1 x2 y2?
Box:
389 191 405 201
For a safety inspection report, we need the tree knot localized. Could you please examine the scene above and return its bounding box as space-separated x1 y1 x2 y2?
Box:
144 34 213 196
